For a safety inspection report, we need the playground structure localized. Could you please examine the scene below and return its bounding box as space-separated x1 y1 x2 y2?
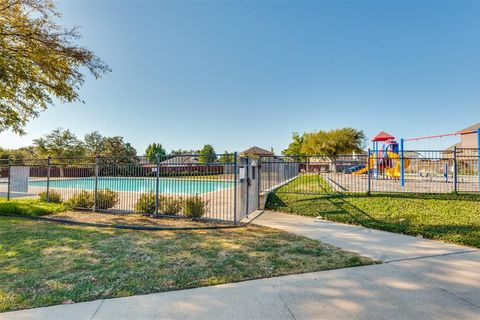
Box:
353 131 410 179
350 128 480 191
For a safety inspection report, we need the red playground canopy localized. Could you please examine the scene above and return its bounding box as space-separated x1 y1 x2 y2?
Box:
372 131 395 142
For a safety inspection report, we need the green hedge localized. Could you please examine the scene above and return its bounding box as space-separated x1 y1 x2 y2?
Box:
0 199 66 216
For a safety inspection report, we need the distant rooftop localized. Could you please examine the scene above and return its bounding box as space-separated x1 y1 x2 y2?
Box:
457 123 480 135
240 146 274 157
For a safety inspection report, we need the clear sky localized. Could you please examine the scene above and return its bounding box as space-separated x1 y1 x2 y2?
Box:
1 0 479 153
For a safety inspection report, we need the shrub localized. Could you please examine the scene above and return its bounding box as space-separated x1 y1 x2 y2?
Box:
160 197 183 215
66 190 94 209
95 189 119 210
38 190 62 203
0 199 66 216
65 189 118 210
183 196 208 218
135 193 183 215
135 193 156 214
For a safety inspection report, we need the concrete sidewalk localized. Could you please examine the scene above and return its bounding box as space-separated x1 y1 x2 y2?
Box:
1 211 479 320
252 211 479 262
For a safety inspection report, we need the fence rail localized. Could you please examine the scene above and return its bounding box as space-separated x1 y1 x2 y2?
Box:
1 147 479 222
259 147 479 195
1 154 240 222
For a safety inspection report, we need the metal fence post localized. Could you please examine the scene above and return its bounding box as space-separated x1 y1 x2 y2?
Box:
93 156 99 211
477 128 480 192
257 158 261 209
233 152 238 224
46 156 51 202
453 146 458 193
7 158 11 201
400 138 405 187
155 154 160 215
367 149 371 194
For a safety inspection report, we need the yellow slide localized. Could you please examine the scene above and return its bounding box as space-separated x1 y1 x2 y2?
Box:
352 152 410 178
352 167 369 175
352 156 374 175
385 151 410 178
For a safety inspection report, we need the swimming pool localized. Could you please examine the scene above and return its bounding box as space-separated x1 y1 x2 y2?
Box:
29 177 234 195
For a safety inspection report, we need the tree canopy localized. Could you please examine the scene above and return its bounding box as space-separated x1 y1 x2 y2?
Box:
33 128 84 158
0 146 34 160
145 143 166 163
283 128 366 159
28 128 137 161
83 131 105 157
0 0 110 134
218 151 234 163
198 144 217 164
282 132 305 157
100 136 137 161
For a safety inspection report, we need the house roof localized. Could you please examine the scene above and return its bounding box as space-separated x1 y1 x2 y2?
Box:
457 123 480 135
240 146 274 157
372 131 395 142
160 155 199 164
444 142 461 151
404 151 423 159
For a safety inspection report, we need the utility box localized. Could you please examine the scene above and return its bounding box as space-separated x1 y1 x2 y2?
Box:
10 166 29 193
239 167 246 180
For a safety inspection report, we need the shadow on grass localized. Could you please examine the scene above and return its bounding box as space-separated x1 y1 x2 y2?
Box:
0 216 374 312
265 191 480 248
341 192 480 202
274 191 480 203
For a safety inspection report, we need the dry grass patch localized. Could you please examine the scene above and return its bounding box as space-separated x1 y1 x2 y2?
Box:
0 216 374 312
46 211 231 228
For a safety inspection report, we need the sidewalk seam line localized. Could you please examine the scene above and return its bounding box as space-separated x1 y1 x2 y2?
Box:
390 263 480 310
90 299 105 320
435 286 480 310
385 249 480 263
272 284 297 320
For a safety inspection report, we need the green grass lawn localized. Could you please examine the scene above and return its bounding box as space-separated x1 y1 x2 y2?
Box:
277 173 334 193
0 198 66 216
266 175 480 248
0 215 374 312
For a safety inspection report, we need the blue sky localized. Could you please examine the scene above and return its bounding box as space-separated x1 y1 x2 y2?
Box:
1 0 479 153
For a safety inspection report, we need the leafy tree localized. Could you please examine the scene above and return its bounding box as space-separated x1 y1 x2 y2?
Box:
0 146 35 160
282 132 306 158
97 136 138 175
145 143 167 163
83 131 105 157
301 128 366 160
218 152 234 163
198 144 217 164
0 147 9 160
101 136 137 159
0 0 110 134
33 128 84 176
33 128 84 158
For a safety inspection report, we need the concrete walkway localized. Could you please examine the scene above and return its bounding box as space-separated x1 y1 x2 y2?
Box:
253 211 479 262
1 211 479 320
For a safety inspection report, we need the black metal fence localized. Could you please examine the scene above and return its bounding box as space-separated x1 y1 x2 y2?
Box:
259 148 479 195
1 147 478 222
1 154 242 222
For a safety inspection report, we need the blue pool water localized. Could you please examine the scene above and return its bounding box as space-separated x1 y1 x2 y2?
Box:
29 178 233 195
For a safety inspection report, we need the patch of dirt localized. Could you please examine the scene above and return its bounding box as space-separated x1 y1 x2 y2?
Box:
45 211 234 228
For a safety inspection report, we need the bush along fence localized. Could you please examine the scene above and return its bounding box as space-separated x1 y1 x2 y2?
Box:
0 147 479 222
